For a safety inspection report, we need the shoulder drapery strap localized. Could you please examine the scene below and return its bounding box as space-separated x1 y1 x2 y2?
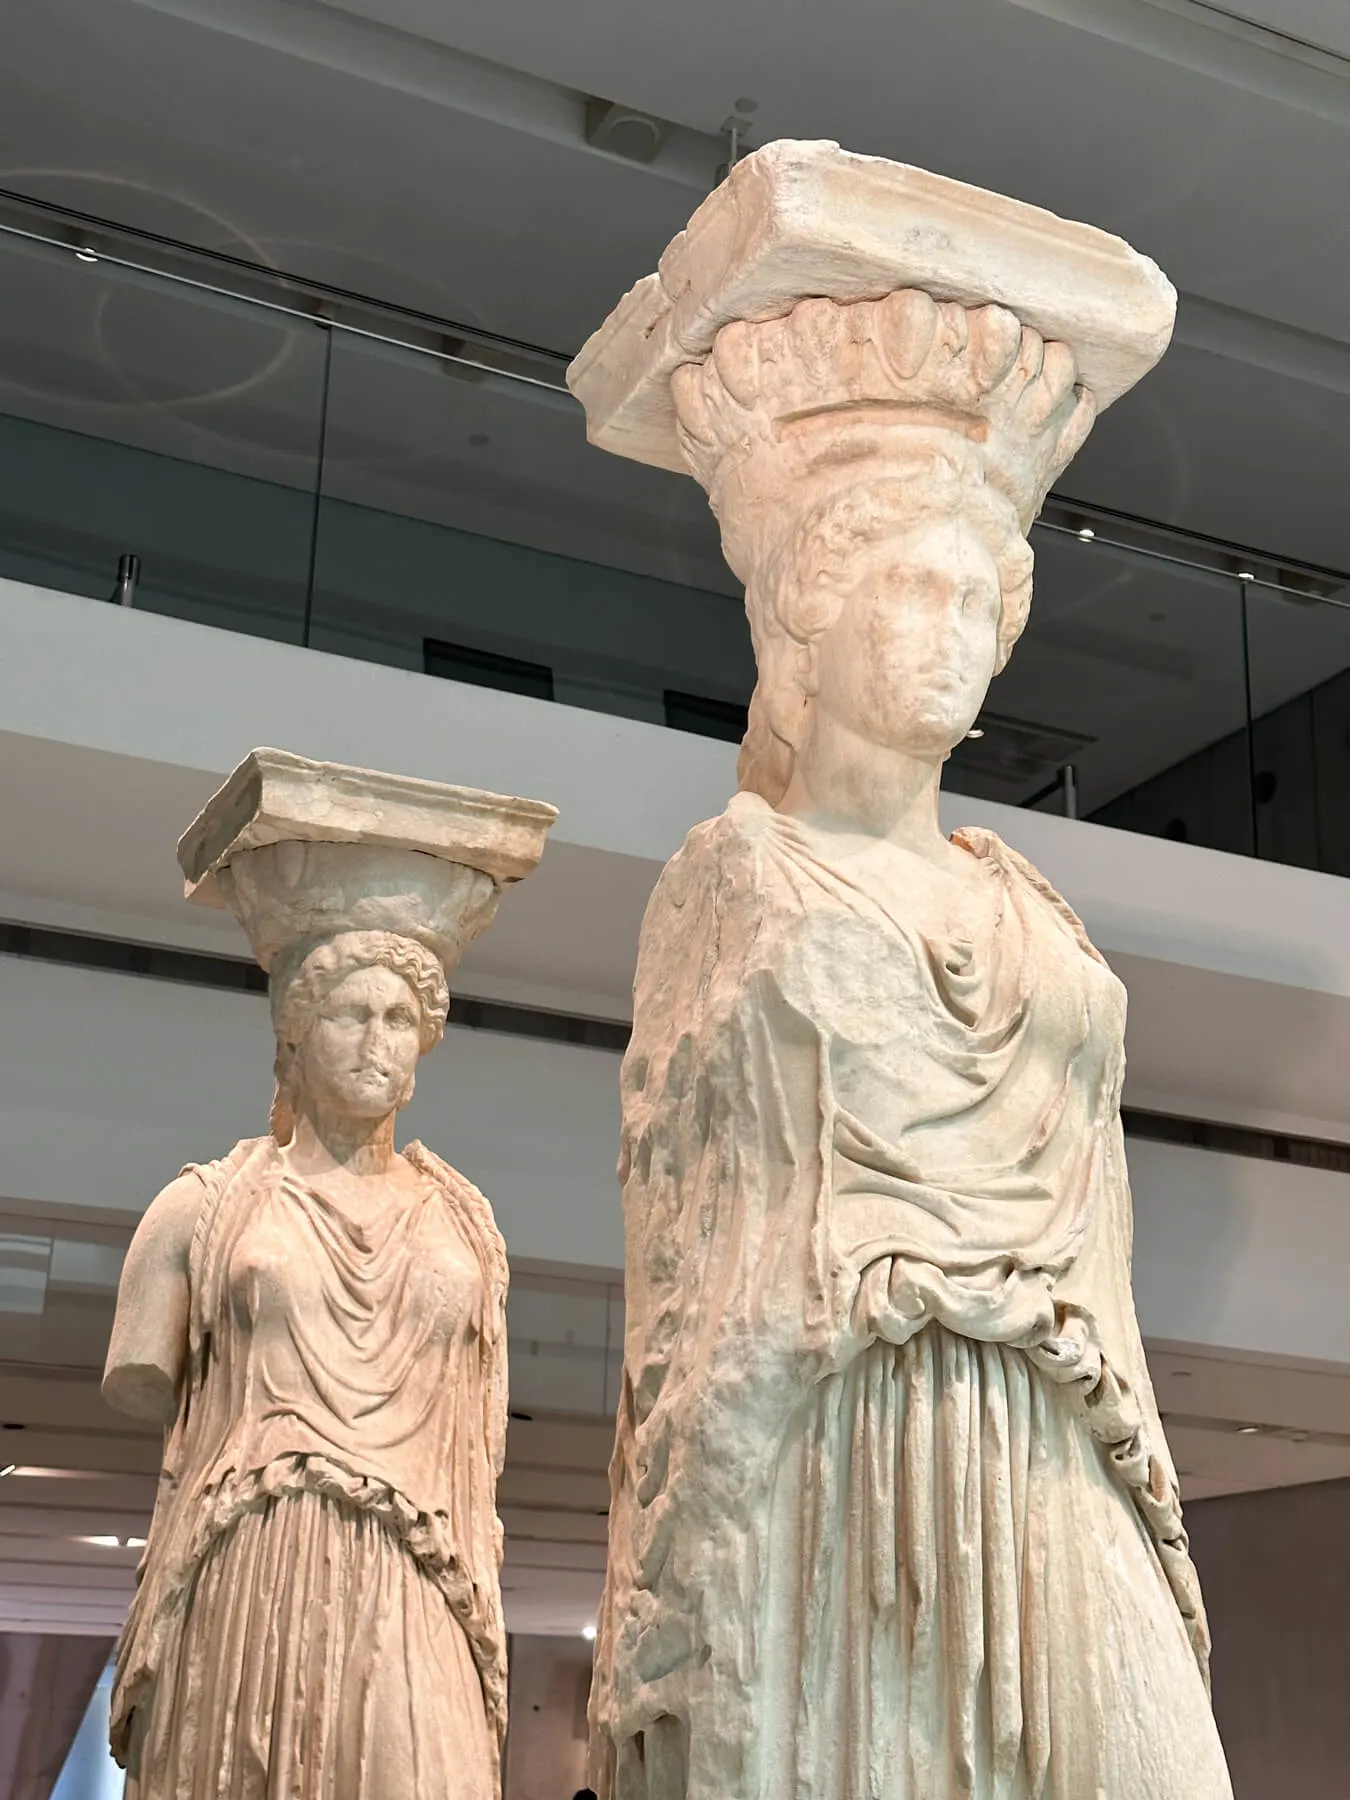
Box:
111 1136 273 1767
185 1137 274 1364
401 1140 510 1769
405 1141 509 1471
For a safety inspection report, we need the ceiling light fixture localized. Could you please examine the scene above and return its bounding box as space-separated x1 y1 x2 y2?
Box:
85 1534 123 1548
582 1624 598 1641
1237 571 1256 582
127 1536 148 1548
75 246 98 264
966 727 985 739
0 1463 15 1478
1076 526 1095 542
1237 1425 1260 1435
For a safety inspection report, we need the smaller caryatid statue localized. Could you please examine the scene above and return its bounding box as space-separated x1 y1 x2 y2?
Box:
102 749 556 1800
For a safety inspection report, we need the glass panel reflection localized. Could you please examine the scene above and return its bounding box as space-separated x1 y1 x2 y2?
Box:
1244 582 1350 874
51 1662 125 1800
0 230 328 642
307 330 754 725
948 526 1256 858
0 1215 130 1369
507 1277 620 1419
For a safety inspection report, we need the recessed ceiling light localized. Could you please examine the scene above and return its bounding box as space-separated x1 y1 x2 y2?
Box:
966 727 985 739
75 246 98 264
1237 1425 1260 1435
126 1536 148 1548
1237 571 1256 582
1076 526 1095 542
84 1534 123 1548
0 1463 15 1478
582 1624 597 1641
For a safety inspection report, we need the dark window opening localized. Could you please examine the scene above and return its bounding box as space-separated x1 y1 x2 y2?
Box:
663 688 749 743
424 638 555 702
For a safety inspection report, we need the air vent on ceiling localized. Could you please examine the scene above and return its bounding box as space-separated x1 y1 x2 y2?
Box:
584 98 673 164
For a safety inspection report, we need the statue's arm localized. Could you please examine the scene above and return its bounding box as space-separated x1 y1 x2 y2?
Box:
102 1171 203 1425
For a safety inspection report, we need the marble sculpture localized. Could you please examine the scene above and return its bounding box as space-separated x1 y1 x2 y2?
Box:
102 748 557 1800
568 141 1233 1799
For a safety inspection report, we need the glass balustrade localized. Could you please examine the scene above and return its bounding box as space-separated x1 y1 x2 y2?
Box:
1 210 1348 879
0 227 328 641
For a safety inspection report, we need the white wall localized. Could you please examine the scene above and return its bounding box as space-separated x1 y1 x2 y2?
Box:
1131 1137 1350 1368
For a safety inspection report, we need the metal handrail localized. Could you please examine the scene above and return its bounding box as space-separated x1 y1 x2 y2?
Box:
1 183 1348 607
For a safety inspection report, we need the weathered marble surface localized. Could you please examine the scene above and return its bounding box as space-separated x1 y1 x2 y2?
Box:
103 750 556 1800
570 142 1232 1799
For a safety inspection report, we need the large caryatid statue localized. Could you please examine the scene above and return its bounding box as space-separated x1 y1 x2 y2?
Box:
102 749 556 1800
568 143 1232 1799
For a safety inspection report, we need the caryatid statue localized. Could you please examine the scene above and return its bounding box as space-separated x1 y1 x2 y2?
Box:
102 749 557 1800
569 142 1232 1799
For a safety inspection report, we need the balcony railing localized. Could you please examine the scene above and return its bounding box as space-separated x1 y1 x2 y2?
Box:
2 195 1348 877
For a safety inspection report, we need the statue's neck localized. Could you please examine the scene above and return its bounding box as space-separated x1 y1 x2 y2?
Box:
285 1108 398 1179
778 716 959 869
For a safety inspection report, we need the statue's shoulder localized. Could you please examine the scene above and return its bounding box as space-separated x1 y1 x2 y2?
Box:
953 826 1109 967
654 792 789 911
180 1135 272 1190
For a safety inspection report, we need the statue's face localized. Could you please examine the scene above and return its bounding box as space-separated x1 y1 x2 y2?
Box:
809 515 1001 759
296 965 422 1120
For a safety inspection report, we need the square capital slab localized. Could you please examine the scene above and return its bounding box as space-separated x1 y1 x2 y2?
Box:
178 747 558 907
567 139 1176 474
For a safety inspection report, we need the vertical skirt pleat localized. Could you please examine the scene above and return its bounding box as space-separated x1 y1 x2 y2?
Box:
757 1324 1230 1800
124 1489 492 1800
